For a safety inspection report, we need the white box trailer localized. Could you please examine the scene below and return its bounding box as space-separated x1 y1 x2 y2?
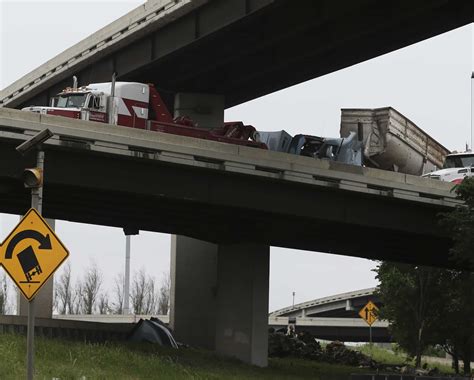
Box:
340 107 450 176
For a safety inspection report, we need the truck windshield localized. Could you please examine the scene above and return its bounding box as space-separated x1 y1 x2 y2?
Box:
443 154 474 168
55 94 87 108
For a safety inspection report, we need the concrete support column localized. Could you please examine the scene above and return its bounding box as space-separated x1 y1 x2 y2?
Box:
170 235 218 349
174 93 224 129
170 92 223 349
18 219 55 318
215 243 269 367
171 93 269 366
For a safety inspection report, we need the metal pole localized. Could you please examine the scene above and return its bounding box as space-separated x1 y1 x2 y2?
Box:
27 149 44 380
369 325 372 345
123 235 131 314
292 291 295 308
470 71 473 150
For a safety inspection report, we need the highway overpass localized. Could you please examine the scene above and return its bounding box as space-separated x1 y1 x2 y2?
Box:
1 0 473 110
270 288 389 342
271 288 380 319
0 108 458 266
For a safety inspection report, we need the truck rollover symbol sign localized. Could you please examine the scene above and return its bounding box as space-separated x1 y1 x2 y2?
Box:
0 209 69 300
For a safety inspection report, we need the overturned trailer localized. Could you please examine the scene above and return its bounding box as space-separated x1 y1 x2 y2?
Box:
340 107 449 175
259 107 449 176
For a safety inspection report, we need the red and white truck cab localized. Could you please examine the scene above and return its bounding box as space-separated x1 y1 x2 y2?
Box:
23 81 156 128
22 79 266 148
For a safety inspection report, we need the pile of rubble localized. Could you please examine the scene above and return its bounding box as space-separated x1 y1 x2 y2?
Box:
268 331 323 360
268 330 376 368
324 341 376 367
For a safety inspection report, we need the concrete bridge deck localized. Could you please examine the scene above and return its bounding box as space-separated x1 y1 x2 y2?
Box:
0 108 458 266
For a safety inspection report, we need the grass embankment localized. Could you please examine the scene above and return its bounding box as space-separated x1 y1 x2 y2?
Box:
357 344 454 374
0 334 365 380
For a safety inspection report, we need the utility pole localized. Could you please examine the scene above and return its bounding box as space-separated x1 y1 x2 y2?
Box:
292 291 295 308
16 129 53 380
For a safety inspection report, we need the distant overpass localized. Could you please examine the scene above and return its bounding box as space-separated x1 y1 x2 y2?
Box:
271 288 379 318
0 108 459 266
1 0 472 110
270 288 389 342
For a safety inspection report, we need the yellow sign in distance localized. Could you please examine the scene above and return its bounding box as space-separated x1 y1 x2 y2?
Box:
359 300 379 326
0 208 69 301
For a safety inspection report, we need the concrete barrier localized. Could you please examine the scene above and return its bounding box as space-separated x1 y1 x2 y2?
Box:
0 315 131 342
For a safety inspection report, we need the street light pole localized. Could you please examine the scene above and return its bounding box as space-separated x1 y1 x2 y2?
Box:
292 291 295 308
123 234 131 314
122 227 138 315
471 71 473 150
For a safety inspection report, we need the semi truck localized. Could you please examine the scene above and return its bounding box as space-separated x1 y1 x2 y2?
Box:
22 79 450 177
22 78 266 149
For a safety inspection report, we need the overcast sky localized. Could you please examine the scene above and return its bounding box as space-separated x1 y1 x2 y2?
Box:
0 1 473 313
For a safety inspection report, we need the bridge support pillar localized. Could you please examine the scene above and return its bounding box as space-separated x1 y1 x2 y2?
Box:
170 235 218 350
170 239 269 366
18 218 55 318
170 92 269 366
215 243 269 367
174 92 224 129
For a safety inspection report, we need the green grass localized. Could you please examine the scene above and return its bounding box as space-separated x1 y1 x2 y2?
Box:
0 334 366 380
357 344 407 366
356 344 454 375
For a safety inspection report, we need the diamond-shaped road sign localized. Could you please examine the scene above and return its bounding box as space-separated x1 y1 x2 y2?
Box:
0 208 69 300
359 300 379 326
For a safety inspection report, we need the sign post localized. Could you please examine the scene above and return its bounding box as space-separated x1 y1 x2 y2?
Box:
27 149 44 380
0 208 69 380
358 300 379 346
0 129 69 380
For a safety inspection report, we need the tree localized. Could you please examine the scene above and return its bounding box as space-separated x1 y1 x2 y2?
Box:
97 294 110 314
77 262 102 314
0 272 10 314
375 262 445 368
130 268 156 315
440 177 474 374
440 176 474 268
157 272 170 315
54 262 74 314
111 273 124 314
437 269 474 374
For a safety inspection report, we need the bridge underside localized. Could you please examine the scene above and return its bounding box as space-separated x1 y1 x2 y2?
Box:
0 139 452 267
17 0 474 110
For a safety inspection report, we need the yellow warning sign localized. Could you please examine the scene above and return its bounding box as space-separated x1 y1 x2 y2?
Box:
0 209 69 300
359 300 379 326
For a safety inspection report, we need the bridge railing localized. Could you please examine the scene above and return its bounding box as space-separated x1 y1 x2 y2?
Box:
0 107 460 210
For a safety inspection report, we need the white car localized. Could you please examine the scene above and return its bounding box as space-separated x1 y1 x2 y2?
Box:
422 152 474 184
